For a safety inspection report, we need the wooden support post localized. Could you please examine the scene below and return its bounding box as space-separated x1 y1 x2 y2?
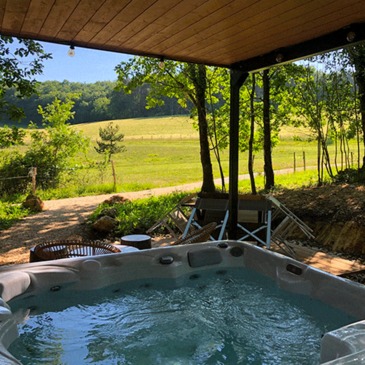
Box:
228 69 248 239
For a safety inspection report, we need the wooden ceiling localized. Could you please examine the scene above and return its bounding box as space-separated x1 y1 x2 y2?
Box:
1 0 365 70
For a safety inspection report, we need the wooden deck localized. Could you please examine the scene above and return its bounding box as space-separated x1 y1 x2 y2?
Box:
271 242 365 276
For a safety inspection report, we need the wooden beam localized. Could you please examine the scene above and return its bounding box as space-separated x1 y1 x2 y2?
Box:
228 69 248 239
231 23 365 72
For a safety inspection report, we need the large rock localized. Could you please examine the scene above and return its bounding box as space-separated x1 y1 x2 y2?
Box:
22 195 44 212
92 216 117 233
103 195 129 205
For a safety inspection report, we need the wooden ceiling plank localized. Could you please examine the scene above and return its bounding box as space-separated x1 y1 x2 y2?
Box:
21 0 55 35
210 0 365 65
180 0 315 57
140 0 244 53
152 0 286 54
0 0 365 69
167 0 316 60
39 0 79 40
109 0 187 47
90 0 157 45
0 0 7 27
185 0 358 64
56 0 105 40
246 13 365 61
126 2 241 51
2 0 30 34
74 0 131 43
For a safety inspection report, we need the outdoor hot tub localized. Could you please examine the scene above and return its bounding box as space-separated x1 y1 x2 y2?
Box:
0 241 365 364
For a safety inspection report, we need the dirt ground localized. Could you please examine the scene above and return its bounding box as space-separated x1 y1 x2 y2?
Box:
1 182 365 266
273 183 365 257
0 184 200 266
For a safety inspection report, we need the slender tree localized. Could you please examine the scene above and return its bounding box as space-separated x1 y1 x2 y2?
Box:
115 57 216 193
95 122 126 163
346 44 365 169
248 73 257 194
95 122 126 191
262 69 275 190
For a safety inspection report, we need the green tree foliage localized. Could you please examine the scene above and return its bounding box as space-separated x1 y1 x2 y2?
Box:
0 97 89 195
0 125 25 148
115 57 217 193
289 56 359 185
0 36 51 121
27 96 90 188
95 122 126 163
2 80 189 126
345 44 365 168
95 122 127 191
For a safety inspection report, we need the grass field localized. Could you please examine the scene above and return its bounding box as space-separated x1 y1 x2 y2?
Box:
1 115 362 199
74 116 358 187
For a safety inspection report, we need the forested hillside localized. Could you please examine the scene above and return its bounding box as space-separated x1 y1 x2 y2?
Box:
1 80 189 126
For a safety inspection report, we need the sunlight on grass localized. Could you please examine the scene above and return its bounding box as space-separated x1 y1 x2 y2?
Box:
0 202 29 230
1 116 362 200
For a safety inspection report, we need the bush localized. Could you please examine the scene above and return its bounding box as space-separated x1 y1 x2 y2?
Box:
0 97 90 196
0 151 30 195
334 168 365 184
89 192 188 236
0 126 25 148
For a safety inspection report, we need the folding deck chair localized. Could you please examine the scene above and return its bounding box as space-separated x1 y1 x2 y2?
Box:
147 194 196 238
236 197 272 248
182 197 229 240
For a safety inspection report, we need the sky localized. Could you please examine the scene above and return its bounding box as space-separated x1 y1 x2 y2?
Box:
35 41 132 83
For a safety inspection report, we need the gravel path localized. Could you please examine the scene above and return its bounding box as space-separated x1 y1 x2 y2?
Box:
0 168 310 266
0 183 202 266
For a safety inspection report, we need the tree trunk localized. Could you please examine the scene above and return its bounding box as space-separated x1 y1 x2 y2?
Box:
262 69 275 190
358 79 365 169
248 74 257 194
348 45 365 169
191 64 216 193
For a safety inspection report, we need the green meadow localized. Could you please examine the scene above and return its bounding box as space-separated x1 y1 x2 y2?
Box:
3 115 361 199
72 116 359 195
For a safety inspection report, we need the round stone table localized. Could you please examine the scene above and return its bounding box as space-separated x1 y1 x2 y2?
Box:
121 234 152 250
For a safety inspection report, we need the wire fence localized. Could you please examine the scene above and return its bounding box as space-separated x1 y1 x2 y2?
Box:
0 152 359 197
0 167 37 194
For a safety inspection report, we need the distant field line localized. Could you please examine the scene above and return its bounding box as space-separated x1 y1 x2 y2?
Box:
124 134 199 140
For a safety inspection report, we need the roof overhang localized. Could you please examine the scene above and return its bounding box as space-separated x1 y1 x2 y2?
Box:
0 1 365 71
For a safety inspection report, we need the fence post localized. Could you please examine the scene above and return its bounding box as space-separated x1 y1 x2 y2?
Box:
111 160 117 192
31 167 37 194
293 152 296 173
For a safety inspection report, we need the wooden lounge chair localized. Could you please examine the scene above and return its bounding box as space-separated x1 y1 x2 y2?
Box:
171 222 217 245
32 240 121 261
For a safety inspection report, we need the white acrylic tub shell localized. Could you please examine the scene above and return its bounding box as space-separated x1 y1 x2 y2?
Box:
0 241 365 365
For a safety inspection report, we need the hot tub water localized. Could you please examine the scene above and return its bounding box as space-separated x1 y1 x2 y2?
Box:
8 268 355 365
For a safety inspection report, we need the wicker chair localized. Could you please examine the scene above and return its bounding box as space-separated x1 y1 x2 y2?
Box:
33 240 121 261
171 222 217 246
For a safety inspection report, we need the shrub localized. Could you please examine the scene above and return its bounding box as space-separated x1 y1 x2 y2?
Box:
0 151 30 195
89 192 188 236
334 168 365 184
